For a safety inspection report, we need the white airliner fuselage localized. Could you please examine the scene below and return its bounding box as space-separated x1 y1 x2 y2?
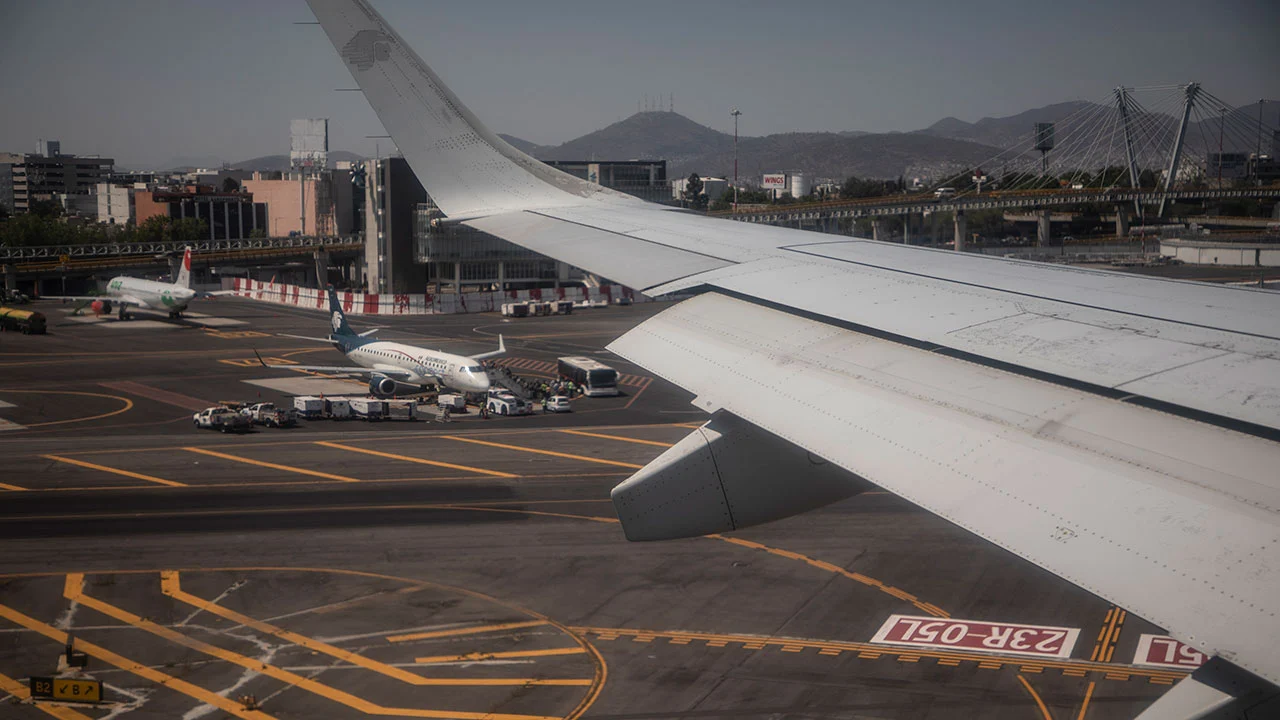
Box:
342 339 491 394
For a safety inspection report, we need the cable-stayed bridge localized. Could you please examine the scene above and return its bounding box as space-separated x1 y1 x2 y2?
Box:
722 84 1279 249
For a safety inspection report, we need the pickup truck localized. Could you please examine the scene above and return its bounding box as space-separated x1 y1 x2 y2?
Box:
193 407 253 433
239 402 298 428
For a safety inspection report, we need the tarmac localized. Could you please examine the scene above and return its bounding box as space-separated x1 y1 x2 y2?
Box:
0 296 1180 719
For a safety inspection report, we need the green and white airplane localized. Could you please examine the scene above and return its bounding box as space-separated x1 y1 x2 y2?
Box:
47 248 228 320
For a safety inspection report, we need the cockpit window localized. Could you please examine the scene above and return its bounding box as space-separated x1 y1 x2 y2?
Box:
463 365 483 373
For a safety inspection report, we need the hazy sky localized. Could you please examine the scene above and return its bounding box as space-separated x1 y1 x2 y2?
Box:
2 0 1276 169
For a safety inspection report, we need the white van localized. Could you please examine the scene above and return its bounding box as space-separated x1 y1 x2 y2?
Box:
934 187 956 198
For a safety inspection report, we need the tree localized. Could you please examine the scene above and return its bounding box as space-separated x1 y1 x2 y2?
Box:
682 173 707 210
29 199 63 219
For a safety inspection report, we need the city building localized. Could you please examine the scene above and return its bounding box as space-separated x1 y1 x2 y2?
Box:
0 161 12 214
542 159 671 204
134 184 265 240
364 157 428 293
414 200 576 293
242 170 353 238
0 141 113 213
94 183 134 226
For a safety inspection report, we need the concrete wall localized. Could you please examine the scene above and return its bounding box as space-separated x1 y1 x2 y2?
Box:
1160 239 1280 267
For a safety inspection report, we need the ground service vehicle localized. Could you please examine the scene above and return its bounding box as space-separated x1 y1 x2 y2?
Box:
545 395 572 413
437 394 467 411
0 307 46 334
293 396 326 419
557 356 620 397
486 396 533 416
193 407 252 433
934 187 956 198
349 398 383 421
240 402 297 428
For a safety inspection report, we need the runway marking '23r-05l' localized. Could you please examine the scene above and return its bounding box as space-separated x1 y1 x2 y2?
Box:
870 614 1081 660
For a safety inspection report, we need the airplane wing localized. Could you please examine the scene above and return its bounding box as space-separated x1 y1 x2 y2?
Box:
42 295 148 308
307 0 1280 707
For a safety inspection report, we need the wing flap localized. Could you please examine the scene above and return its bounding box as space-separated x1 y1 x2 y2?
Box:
607 291 1280 684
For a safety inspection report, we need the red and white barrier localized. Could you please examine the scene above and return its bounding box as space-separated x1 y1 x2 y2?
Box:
227 278 640 316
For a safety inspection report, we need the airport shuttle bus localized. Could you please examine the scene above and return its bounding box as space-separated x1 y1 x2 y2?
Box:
558 356 620 397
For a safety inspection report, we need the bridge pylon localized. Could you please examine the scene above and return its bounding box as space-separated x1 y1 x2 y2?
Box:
1114 87 1143 219
1158 82 1201 218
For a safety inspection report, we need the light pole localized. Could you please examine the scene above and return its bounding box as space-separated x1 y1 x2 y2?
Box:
731 109 742 212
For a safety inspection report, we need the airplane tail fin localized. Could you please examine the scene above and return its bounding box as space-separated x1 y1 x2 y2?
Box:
327 286 355 337
473 334 506 361
176 247 192 288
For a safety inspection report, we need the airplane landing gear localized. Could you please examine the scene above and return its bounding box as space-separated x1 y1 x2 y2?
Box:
168 310 182 320
117 306 128 321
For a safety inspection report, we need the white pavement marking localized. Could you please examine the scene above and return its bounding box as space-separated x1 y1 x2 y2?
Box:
189 317 247 327
0 418 24 432
243 377 367 395
0 400 17 409
94 320 181 330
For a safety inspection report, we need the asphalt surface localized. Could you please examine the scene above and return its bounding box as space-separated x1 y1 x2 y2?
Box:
0 297 1179 719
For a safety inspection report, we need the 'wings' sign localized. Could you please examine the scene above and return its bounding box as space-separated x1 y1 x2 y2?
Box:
762 174 786 190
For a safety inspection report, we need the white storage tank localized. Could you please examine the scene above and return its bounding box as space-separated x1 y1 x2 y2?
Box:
790 172 809 198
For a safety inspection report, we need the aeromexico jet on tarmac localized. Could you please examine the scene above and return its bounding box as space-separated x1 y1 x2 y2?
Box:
46 247 227 320
256 287 502 396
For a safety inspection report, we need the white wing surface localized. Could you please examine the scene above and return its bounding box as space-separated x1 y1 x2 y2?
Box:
306 0 1280 694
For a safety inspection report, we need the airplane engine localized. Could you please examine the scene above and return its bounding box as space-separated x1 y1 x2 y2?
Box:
611 411 872 541
90 300 112 316
369 375 412 397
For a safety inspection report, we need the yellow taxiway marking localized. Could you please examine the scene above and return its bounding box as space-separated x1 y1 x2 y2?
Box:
708 533 949 618
1017 675 1054 720
0 482 26 491
1090 607 1126 662
315 441 517 478
415 647 587 664
0 670 93 719
161 571 575 686
558 429 675 448
182 447 359 482
0 390 133 429
441 436 644 469
0 593 273 719
1077 680 1096 719
42 454 186 487
573 626 1188 685
388 620 549 643
62 574 558 720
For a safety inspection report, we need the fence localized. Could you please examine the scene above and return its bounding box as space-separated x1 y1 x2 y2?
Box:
225 278 640 315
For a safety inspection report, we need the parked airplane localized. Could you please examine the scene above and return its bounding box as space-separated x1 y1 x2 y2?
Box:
46 247 224 320
256 287 501 396
309 2 1280 714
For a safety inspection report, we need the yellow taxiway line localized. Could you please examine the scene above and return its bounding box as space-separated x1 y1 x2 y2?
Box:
42 454 186 487
558 429 675 448
1018 675 1054 720
182 447 359 482
314 441 517 478
0 593 273 720
62 574 561 719
388 620 549 643
441 436 644 469
161 571 578 686
0 482 26 491
0 671 93 719
415 647 587 664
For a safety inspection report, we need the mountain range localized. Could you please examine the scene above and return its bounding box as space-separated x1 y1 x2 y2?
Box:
155 100 1277 183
